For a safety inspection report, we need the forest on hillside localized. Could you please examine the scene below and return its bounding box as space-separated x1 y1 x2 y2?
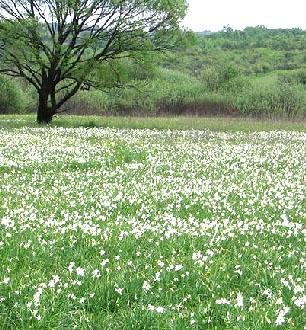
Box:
1 25 306 118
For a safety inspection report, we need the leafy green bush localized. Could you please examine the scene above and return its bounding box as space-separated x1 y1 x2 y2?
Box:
66 90 111 115
0 75 34 113
278 68 306 85
221 76 251 94
106 68 206 114
200 64 242 91
233 81 304 117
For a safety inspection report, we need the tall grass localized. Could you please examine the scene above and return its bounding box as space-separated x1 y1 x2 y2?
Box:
1 114 305 132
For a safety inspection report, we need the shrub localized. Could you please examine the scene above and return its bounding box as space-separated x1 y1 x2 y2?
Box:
65 90 111 115
232 81 304 117
0 75 34 113
278 68 306 85
200 64 242 91
107 69 206 114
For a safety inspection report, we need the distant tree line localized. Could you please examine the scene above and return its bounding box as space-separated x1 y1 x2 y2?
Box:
196 26 306 51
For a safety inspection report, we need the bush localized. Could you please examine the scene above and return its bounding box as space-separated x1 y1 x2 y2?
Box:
220 76 251 94
65 90 111 115
0 75 34 113
278 68 306 85
200 64 242 91
232 81 304 117
107 69 206 114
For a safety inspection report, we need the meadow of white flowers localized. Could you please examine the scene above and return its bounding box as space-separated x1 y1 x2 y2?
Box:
0 127 305 329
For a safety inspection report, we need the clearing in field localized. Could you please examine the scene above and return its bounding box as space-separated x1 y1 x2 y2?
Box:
0 124 305 329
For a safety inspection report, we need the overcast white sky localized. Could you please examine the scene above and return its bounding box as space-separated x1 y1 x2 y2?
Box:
183 0 306 31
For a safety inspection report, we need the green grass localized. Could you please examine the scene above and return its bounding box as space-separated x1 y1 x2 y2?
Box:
0 123 305 329
1 114 306 132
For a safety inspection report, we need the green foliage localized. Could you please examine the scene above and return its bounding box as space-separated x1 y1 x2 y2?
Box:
197 26 306 51
1 114 305 132
0 0 188 123
153 29 197 51
0 75 34 113
108 68 207 114
90 53 160 90
233 81 304 117
200 64 243 92
277 68 306 85
67 90 110 115
2 23 306 118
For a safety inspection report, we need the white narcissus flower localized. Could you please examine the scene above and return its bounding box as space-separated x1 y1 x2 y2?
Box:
115 287 124 295
216 298 231 305
76 267 85 277
293 296 305 309
155 306 165 313
92 269 101 279
142 281 151 292
275 307 290 326
236 292 244 308
175 264 183 271
48 275 60 288
68 262 75 273
101 259 109 267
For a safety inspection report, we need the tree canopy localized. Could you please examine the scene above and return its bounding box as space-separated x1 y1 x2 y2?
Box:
0 0 187 123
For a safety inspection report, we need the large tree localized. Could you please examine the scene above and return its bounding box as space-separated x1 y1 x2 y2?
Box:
0 0 187 123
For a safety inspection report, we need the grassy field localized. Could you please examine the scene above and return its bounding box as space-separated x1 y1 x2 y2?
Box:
0 114 306 132
0 116 305 329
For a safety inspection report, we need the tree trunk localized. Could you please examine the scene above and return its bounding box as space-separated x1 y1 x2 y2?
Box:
37 88 53 124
